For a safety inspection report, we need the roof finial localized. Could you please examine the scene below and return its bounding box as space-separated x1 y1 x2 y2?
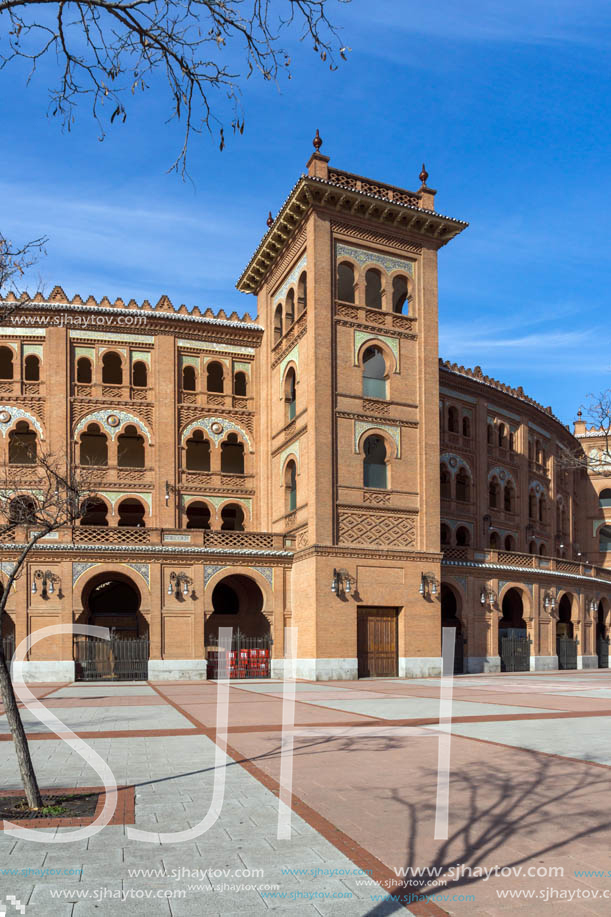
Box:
419 162 429 185
313 129 323 152
267 211 274 228
577 409 583 419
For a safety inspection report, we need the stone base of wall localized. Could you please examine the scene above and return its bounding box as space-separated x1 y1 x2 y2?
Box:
272 658 358 680
464 656 500 674
577 655 598 670
13 661 75 683
530 655 559 672
399 657 441 678
148 660 208 681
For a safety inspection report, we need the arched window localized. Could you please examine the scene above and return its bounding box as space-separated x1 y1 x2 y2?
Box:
447 406 459 433
462 415 471 438
221 503 245 531
207 362 224 393
185 430 210 471
117 424 145 468
102 351 122 384
24 355 40 381
221 433 244 474
504 534 515 551
117 498 146 527
79 497 108 527
529 540 537 554
285 460 297 513
504 483 515 513
392 275 408 314
9 495 36 524
363 435 387 489
539 543 546 556
538 496 545 523
284 367 296 422
528 439 534 461
599 489 611 509
79 423 108 466
234 372 247 397
487 424 494 445
599 525 611 552
0 347 14 379
76 357 92 384
529 492 537 519
362 346 387 399
535 439 543 464
365 269 383 309
489 478 500 509
440 524 451 546
274 304 283 345
509 430 516 452
337 262 355 303
440 464 451 500
456 468 470 502
498 423 506 447
456 526 470 547
186 501 211 530
297 271 307 313
132 361 147 388
182 365 196 391
490 531 500 549
8 421 36 464
285 289 295 328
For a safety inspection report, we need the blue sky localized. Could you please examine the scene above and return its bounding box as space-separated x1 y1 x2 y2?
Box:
2 0 610 424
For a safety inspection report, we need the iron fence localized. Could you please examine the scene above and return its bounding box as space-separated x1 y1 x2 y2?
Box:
74 635 149 681
206 630 272 679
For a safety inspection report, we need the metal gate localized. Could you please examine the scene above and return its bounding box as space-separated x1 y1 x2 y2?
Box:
597 638 610 668
207 631 272 679
2 636 14 662
453 633 465 675
557 636 578 670
499 630 531 672
74 635 149 681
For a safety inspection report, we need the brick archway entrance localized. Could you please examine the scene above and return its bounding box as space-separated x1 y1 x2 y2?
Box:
74 573 149 680
205 574 271 679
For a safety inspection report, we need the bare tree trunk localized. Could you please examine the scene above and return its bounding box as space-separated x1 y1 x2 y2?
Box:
0 646 43 808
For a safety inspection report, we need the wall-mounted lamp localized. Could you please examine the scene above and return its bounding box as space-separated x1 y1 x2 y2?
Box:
543 590 557 613
32 570 61 599
331 568 353 598
480 585 496 609
483 514 492 531
168 571 193 598
589 598 598 615
165 481 177 506
419 572 438 599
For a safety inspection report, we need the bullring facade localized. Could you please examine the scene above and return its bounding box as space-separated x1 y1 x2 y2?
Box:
1 143 610 681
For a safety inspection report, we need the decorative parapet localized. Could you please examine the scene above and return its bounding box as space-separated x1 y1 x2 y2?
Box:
439 359 566 428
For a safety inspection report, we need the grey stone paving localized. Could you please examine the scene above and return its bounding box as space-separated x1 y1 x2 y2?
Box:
0 705 195 734
451 714 611 764
0 734 398 916
50 686 157 698
301 696 555 719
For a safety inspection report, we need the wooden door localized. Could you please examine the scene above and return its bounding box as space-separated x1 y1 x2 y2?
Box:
357 607 398 677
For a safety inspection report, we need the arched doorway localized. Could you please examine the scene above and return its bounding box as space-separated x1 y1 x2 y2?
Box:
440 584 464 674
498 588 530 672
597 600 609 667
557 593 577 670
74 573 149 680
205 574 271 679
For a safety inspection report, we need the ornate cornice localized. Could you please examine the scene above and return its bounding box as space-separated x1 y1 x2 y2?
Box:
294 543 441 562
442 559 611 588
237 175 468 295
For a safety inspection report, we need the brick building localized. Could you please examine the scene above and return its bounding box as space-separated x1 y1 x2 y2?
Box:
1 143 609 681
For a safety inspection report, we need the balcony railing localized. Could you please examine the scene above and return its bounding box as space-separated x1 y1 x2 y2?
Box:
0 525 292 551
442 546 610 580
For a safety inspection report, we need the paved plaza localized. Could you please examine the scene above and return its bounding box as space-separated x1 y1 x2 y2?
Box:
2 672 611 915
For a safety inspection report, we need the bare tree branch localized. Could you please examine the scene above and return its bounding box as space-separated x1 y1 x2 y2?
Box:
0 0 351 174
0 232 47 321
0 446 95 808
558 390 611 477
